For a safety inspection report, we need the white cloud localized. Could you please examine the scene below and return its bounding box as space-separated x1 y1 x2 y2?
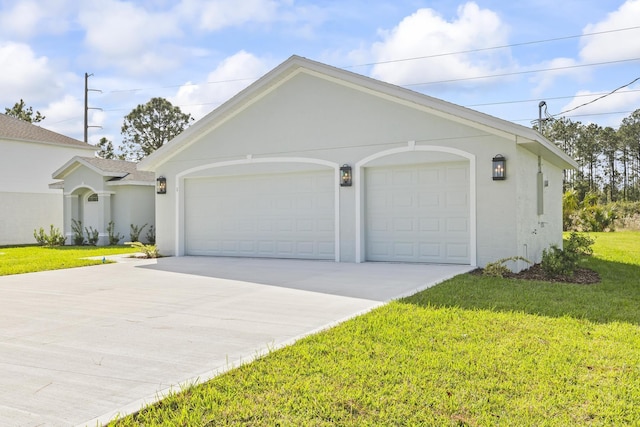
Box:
78 0 182 75
0 0 72 39
368 2 511 88
177 0 283 31
0 42 67 105
171 51 271 120
580 0 640 63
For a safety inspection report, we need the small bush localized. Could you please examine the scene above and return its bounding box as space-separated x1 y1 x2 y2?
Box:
85 226 99 246
564 232 594 257
541 232 594 277
146 225 156 245
107 221 124 245
541 245 573 277
130 223 148 242
483 256 532 278
33 225 66 247
126 241 160 258
71 219 85 245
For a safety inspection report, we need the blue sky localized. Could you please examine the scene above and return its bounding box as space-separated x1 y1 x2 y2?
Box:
1 0 639 150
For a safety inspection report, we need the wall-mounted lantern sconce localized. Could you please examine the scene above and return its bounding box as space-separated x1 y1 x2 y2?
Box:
156 176 167 194
492 155 506 180
340 164 352 187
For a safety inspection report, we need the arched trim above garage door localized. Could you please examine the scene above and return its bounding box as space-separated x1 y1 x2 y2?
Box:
355 142 476 266
175 157 340 260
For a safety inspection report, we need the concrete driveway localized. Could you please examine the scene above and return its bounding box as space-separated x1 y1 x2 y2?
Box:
0 256 472 426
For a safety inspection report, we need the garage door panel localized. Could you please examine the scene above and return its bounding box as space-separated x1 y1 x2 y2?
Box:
185 170 334 259
366 162 470 264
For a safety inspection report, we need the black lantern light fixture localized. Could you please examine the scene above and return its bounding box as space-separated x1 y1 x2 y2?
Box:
340 164 352 187
492 155 506 180
156 176 167 194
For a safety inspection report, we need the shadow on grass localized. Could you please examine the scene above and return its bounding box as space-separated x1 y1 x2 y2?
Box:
400 257 640 325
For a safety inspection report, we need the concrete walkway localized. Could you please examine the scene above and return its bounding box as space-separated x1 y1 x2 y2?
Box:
0 256 472 426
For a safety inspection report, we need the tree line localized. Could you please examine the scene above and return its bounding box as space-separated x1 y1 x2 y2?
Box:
540 109 640 203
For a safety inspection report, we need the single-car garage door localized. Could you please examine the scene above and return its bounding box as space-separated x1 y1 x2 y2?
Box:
365 162 470 264
184 170 335 259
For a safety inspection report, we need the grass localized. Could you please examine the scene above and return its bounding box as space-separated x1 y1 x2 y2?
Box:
0 245 139 276
111 232 640 426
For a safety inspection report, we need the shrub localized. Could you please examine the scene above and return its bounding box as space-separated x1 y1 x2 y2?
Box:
107 221 124 245
541 232 594 277
579 203 617 232
33 225 66 247
483 256 532 278
146 224 156 245
564 232 594 257
85 226 99 246
126 241 160 258
71 219 85 245
541 245 573 277
130 223 148 242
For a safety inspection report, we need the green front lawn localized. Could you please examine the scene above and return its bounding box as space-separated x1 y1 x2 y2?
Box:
111 232 640 426
0 245 138 276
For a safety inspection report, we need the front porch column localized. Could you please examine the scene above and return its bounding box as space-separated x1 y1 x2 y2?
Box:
64 194 79 245
97 192 113 246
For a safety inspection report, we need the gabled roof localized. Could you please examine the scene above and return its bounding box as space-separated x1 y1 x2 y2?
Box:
138 55 578 171
52 156 154 185
0 113 95 150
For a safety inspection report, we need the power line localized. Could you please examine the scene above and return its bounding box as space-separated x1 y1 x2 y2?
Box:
345 25 640 68
94 26 640 96
552 76 640 117
402 57 640 87
512 109 637 124
466 88 640 107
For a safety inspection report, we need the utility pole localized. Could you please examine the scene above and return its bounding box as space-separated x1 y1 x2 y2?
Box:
84 73 102 143
538 101 547 133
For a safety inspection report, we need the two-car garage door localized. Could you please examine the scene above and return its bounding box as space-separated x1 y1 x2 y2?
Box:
184 170 335 259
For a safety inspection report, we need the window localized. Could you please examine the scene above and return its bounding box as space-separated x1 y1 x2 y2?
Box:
88 193 99 202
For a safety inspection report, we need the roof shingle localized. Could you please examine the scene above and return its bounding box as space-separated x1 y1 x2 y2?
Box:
0 113 94 149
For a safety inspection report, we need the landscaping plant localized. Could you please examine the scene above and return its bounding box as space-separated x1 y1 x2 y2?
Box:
145 224 156 245
71 219 85 245
541 232 594 277
126 241 160 258
85 226 99 245
33 225 66 247
107 221 124 245
482 256 531 278
129 223 147 242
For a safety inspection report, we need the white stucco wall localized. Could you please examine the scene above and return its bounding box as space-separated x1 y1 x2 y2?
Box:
515 147 564 270
149 70 568 267
111 186 156 244
0 139 94 245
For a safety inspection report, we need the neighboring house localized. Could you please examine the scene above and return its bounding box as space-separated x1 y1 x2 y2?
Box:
51 157 156 245
0 113 95 246
138 55 578 270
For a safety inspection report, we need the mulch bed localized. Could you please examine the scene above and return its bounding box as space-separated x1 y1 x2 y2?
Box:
471 263 601 285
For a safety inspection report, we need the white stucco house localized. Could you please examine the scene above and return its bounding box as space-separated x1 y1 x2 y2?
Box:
51 157 156 245
138 55 577 270
0 114 96 246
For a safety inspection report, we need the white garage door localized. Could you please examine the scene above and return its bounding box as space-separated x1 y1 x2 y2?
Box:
184 170 335 259
365 162 470 264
